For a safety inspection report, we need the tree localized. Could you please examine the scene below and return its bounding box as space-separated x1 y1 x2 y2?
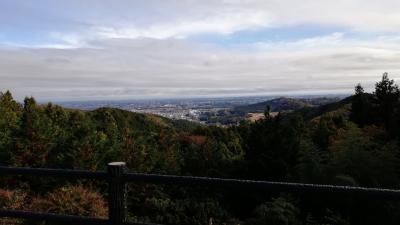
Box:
12 97 50 167
350 83 373 126
375 73 400 102
374 73 400 135
355 83 364 95
0 91 21 164
264 105 272 119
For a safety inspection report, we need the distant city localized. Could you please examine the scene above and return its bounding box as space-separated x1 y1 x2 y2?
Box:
55 94 347 125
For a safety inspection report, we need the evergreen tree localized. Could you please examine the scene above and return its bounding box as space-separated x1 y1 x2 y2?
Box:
350 83 373 126
374 73 400 136
0 91 21 164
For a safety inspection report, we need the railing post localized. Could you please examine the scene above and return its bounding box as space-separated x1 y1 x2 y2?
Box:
108 162 127 225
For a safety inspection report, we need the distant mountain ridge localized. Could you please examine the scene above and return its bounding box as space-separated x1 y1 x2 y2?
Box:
233 97 341 114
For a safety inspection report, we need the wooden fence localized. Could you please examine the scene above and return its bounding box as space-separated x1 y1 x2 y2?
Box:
1 162 400 224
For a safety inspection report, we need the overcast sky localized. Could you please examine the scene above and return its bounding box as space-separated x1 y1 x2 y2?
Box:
1 0 400 101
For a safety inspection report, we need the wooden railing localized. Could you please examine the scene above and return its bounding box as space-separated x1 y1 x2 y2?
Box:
1 162 400 224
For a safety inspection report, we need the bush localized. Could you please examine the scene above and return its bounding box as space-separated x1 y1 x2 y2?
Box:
0 189 26 225
246 197 300 225
28 185 107 218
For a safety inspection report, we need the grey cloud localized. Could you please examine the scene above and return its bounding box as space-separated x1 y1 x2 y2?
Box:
1 37 400 101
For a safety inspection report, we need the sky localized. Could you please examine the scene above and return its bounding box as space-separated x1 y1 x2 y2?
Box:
1 0 400 101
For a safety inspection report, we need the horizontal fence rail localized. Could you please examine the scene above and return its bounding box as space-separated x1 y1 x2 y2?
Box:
0 210 109 225
0 166 108 180
123 172 400 199
1 162 400 225
0 209 161 225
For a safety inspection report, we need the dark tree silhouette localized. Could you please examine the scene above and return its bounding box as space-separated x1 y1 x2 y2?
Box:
374 72 400 135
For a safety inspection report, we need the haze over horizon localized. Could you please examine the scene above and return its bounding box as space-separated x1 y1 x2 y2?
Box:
1 0 400 101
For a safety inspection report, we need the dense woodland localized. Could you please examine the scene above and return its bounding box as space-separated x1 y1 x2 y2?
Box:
1 73 400 225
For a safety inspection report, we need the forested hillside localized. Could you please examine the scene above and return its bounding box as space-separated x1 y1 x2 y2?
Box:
1 73 400 225
233 97 340 114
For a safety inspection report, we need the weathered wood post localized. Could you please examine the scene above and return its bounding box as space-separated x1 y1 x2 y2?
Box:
108 162 127 225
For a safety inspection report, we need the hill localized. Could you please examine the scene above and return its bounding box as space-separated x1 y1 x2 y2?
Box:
89 107 203 133
233 97 341 114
